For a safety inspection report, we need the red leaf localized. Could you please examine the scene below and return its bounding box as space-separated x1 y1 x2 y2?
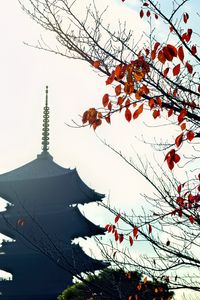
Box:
119 234 124 243
185 61 193 74
155 14 158 19
183 13 189 24
115 230 119 241
92 60 101 68
154 42 160 52
105 114 111 124
189 215 194 224
191 45 197 55
177 184 182 193
106 71 115 85
167 158 174 170
133 226 138 238
163 67 169 77
133 104 143 119
187 130 194 141
167 44 177 57
102 94 109 107
108 102 112 111
152 109 160 119
113 251 117 258
178 46 184 62
158 50 166 64
198 85 200 93
175 133 183 147
115 213 121 223
125 108 132 122
140 9 144 18
146 10 150 17
180 123 186 131
173 64 180 76
148 224 152 234
174 153 180 163
168 108 174 117
148 98 155 109
115 84 121 96
151 50 156 60
117 97 124 105
178 109 187 124
129 235 133 246
115 64 122 79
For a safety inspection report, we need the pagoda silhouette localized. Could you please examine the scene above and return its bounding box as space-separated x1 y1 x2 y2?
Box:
0 87 106 300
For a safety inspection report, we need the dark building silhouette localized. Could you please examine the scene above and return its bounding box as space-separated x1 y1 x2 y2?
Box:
0 87 106 300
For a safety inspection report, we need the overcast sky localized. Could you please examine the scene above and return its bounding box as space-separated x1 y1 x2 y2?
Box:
0 1 199 298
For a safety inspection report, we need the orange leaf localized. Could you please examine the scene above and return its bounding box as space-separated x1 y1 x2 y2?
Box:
175 133 183 147
151 50 156 60
178 109 187 124
158 50 166 64
117 97 124 105
148 98 155 109
82 110 89 124
125 108 132 122
180 123 186 131
115 64 122 79
92 119 102 130
178 46 184 62
187 130 194 141
92 60 101 68
157 97 162 107
124 82 134 95
152 109 160 119
102 94 109 107
115 213 121 223
173 64 180 76
106 71 115 85
134 70 144 81
115 84 121 96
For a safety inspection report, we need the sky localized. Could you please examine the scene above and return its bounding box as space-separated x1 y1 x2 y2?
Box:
0 0 199 298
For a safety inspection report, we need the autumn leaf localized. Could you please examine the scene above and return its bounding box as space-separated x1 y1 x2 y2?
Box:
178 109 187 124
185 61 193 74
129 235 133 246
117 97 124 105
168 108 173 117
158 50 166 64
140 9 144 18
149 224 152 234
180 123 186 131
189 215 194 224
92 60 101 68
173 64 180 76
187 130 194 141
134 70 144 81
144 276 148 284
152 109 160 119
191 45 197 55
115 84 121 96
175 133 183 147
163 67 169 77
178 46 184 62
119 234 124 243
115 230 119 241
102 94 109 107
125 108 132 122
106 71 115 85
183 12 189 23
105 114 111 124
133 226 138 237
124 82 134 95
148 98 155 109
115 213 121 223
146 10 150 17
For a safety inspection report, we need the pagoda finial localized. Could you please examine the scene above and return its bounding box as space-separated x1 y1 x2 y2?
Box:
41 86 50 153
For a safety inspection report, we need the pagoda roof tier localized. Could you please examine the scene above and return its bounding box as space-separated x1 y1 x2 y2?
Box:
0 156 104 207
0 243 107 281
0 206 105 247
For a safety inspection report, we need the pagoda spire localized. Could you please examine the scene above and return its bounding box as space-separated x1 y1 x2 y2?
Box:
41 86 50 153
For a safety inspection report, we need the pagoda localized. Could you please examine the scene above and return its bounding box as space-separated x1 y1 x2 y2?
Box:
0 87 106 300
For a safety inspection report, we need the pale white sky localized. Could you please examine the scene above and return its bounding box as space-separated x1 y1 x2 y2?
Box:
0 1 199 298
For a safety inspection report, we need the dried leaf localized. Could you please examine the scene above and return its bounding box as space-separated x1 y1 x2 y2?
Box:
125 108 132 122
187 130 194 141
102 94 109 107
175 133 183 147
